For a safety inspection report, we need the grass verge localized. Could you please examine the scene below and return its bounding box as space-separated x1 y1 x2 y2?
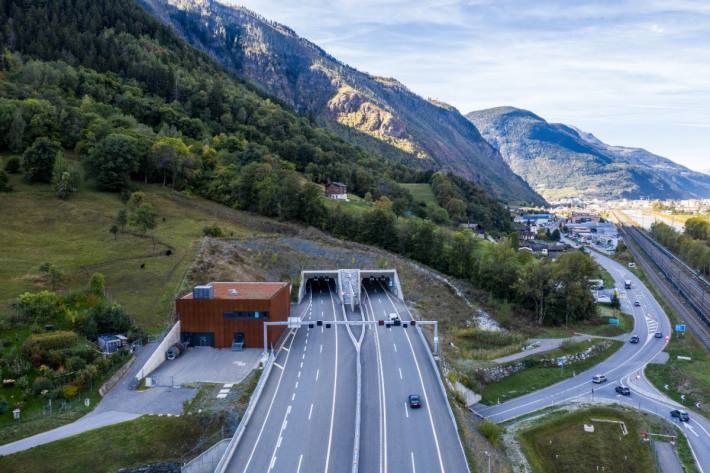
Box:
479 340 623 405
518 406 658 473
0 414 224 473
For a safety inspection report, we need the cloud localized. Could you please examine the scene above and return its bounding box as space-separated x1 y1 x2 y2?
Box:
227 0 710 170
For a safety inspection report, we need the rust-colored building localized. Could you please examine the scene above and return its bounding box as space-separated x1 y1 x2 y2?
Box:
176 282 290 349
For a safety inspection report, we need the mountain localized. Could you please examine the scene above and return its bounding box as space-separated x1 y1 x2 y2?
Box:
466 107 710 201
138 0 544 205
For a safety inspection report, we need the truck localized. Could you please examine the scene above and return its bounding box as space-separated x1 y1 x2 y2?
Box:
624 280 632 289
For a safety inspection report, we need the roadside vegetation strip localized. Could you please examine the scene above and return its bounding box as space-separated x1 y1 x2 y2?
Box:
477 340 623 405
517 406 660 473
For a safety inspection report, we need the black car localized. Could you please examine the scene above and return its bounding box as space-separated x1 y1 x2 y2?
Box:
634 301 641 307
671 409 690 422
408 394 422 409
629 335 640 344
615 386 631 396
655 332 663 339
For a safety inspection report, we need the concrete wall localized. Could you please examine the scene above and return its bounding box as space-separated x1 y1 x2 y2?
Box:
135 321 180 381
99 355 135 396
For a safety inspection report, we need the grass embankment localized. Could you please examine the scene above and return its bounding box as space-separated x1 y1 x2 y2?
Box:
479 339 623 405
519 407 659 473
452 328 528 360
401 183 439 207
535 306 633 339
615 239 710 414
0 414 223 473
0 169 252 329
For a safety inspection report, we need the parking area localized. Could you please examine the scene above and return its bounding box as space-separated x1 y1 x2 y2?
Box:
150 347 263 386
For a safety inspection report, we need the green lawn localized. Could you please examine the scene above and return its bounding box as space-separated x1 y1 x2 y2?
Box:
0 170 254 329
0 414 223 473
321 191 373 214
536 307 633 338
519 407 658 473
480 340 623 405
401 183 438 207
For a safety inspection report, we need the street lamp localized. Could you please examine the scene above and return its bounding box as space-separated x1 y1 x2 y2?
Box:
484 450 491 473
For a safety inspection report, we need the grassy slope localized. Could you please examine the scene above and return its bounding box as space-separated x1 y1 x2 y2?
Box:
519 407 658 473
0 414 222 473
480 340 623 405
401 183 438 207
0 169 253 330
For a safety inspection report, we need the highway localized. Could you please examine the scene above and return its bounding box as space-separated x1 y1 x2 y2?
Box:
224 277 469 473
473 251 710 471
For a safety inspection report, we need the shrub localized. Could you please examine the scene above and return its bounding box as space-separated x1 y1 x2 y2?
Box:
88 303 131 335
202 224 223 237
65 355 86 372
22 137 61 183
89 273 105 295
0 170 12 192
32 376 53 396
4 156 21 173
0 397 8 414
62 384 79 400
16 290 65 321
22 331 78 356
16 375 29 391
479 420 504 447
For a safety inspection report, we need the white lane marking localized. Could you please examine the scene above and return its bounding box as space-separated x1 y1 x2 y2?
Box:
276 435 283 448
241 326 297 473
269 456 276 471
324 282 339 473
295 381 299 389
691 419 710 438
393 343 397 353
399 368 403 380
302 353 306 360
298 371 301 378
308 403 314 421
292 392 296 401
281 347 289 353
316 368 320 382
297 454 304 473
300 361 304 368
404 402 409 418
380 285 445 473
363 287 387 473
320 344 323 353
685 423 700 437
411 451 416 473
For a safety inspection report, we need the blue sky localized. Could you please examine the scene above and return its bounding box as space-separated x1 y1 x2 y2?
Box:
232 0 709 171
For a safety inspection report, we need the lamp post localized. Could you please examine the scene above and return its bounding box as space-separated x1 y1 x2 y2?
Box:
484 450 491 473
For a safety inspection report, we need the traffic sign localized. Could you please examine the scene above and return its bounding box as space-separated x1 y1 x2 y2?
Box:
608 318 620 325
675 324 686 333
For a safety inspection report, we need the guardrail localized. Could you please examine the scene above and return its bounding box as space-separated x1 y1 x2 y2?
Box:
213 351 275 473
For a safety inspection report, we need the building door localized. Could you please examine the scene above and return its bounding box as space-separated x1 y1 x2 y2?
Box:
181 332 214 347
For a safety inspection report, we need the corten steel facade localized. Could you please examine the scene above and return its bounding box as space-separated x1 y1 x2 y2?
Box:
176 282 291 349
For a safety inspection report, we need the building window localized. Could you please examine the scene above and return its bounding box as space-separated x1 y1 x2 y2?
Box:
224 311 268 319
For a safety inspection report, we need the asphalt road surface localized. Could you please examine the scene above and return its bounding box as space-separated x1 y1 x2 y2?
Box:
473 251 710 472
225 277 469 473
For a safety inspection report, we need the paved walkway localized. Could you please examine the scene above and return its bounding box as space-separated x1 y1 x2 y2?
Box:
654 441 684 473
493 335 592 364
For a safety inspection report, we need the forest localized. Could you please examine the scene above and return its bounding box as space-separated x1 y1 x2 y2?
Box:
0 0 598 328
650 217 710 277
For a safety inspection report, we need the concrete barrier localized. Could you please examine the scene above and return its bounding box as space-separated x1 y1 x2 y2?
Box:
135 321 180 381
99 355 135 396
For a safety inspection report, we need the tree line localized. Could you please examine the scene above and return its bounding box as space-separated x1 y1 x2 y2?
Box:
650 218 710 277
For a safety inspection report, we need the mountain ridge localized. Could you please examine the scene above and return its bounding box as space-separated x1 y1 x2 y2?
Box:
139 0 545 205
467 106 710 201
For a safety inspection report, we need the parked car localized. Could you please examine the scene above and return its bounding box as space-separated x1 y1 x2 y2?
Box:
634 301 641 307
592 374 607 384
408 394 422 409
615 386 631 396
629 335 640 344
655 332 663 339
671 410 690 422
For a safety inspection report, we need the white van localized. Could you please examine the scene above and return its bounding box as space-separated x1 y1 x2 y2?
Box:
388 313 400 323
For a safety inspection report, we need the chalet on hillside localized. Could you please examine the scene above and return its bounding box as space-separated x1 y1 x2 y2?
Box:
325 181 348 200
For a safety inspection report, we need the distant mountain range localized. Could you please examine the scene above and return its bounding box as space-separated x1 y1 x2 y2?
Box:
139 0 544 205
467 107 710 201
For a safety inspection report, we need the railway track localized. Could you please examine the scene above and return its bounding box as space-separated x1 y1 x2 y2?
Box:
612 210 710 350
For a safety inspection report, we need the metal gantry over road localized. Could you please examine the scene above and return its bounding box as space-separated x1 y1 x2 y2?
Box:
217 271 469 473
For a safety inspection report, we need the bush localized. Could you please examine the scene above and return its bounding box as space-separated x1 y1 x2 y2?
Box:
32 376 53 396
22 137 61 183
85 303 131 337
16 290 65 321
65 355 87 372
0 397 8 414
62 384 79 399
202 224 223 237
89 273 105 295
22 331 79 356
479 419 504 447
0 170 12 192
4 156 21 173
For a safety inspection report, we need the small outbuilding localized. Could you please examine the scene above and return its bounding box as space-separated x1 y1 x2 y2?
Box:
176 282 291 349
325 181 348 200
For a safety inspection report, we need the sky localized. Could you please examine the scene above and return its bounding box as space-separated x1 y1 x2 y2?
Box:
231 0 710 172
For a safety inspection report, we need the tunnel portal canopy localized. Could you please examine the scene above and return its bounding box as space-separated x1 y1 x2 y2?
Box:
299 269 403 311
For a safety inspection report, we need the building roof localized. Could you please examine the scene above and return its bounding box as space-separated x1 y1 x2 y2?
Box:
181 282 289 300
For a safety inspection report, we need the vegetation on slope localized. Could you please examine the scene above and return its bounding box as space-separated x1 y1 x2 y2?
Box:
650 218 710 277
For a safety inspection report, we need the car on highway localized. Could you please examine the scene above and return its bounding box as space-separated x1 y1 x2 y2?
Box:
629 335 640 344
408 394 422 409
655 332 663 339
671 410 690 422
615 386 631 396
388 312 400 323
634 301 641 307
592 374 608 384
